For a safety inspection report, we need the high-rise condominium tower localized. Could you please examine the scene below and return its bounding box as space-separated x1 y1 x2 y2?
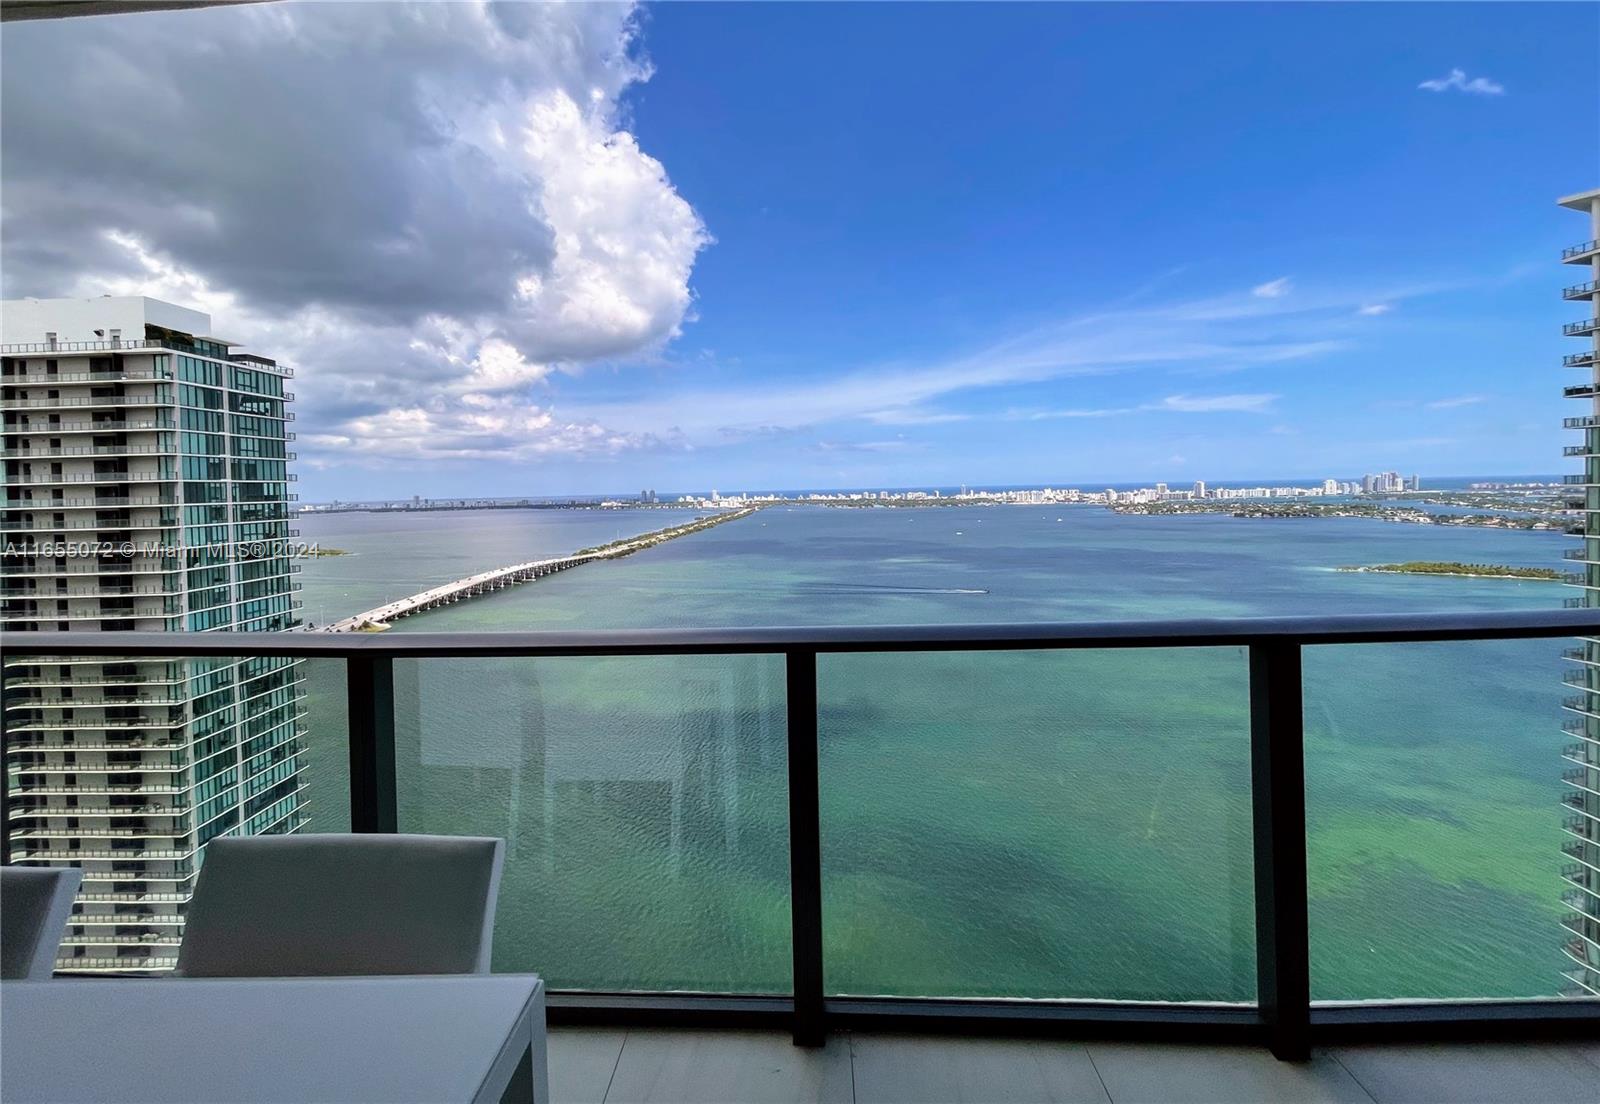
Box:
1559 189 1600 997
1 296 305 973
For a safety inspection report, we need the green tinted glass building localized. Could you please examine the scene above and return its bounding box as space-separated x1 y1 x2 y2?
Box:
1 296 305 972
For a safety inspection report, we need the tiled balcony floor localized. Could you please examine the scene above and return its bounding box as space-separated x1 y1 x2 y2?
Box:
549 1028 1600 1104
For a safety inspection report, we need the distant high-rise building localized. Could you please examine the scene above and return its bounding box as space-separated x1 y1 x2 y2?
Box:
1559 187 1600 998
1409 475 1421 492
1361 474 1375 494
2 296 306 974
1192 481 1206 499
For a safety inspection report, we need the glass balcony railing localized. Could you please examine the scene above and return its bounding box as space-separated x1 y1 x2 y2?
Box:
2 612 1596 1059
1562 318 1600 337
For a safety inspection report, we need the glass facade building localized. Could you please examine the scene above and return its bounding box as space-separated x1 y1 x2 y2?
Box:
1560 189 1600 997
1 297 305 972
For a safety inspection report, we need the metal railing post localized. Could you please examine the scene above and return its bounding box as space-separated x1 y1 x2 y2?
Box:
0 674 10 866
785 648 825 1046
346 655 398 834
1249 641 1311 1061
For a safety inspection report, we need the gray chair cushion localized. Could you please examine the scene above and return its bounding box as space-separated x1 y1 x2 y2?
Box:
1 867 82 980
177 834 504 977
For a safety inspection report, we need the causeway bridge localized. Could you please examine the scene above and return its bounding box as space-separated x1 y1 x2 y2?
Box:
320 507 757 633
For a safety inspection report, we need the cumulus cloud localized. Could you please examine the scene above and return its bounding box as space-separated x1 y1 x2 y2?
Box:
1251 277 1293 299
1418 68 1505 95
0 1 709 465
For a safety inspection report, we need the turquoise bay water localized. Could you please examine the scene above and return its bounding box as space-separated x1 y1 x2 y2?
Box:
295 505 1571 1002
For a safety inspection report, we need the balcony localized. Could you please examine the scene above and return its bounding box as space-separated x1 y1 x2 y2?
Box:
1565 280 1600 300
0 338 292 378
0 416 174 434
0 395 166 411
1 609 1597 1073
0 367 172 385
1565 383 1600 399
1 444 177 458
1563 318 1600 337
1564 239 1600 264
1567 350 1600 369
538 1026 1600 1104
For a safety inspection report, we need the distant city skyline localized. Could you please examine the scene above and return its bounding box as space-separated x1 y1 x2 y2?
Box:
1 3 1594 500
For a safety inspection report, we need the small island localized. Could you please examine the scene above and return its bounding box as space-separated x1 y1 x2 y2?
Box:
1336 561 1564 581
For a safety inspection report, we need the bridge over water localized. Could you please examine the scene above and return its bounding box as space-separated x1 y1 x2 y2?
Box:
319 507 757 633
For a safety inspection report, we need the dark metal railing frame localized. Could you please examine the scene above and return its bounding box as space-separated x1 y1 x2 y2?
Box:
5 609 1600 1060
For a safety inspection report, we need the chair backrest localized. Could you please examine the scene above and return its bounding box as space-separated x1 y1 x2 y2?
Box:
176 834 504 977
1 866 82 980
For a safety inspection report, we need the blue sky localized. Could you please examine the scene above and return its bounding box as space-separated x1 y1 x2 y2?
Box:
566 2 1593 496
4 2 1595 499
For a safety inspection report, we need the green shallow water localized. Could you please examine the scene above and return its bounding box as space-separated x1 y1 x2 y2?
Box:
295 504 1573 1002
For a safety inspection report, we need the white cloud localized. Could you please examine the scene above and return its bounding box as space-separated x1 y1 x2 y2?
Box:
1418 68 1505 95
1157 393 1279 413
1019 392 1279 420
1252 277 1292 299
1357 303 1393 316
1425 394 1487 410
1 2 709 466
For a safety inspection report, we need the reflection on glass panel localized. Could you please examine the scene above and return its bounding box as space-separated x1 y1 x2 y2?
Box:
395 654 791 992
1305 638 1571 1001
300 658 350 833
819 648 1255 1001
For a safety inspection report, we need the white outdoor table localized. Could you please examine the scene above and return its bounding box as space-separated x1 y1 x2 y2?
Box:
0 974 548 1104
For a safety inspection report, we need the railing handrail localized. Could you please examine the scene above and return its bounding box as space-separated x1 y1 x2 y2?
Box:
3 608 1595 1055
5 609 1599 660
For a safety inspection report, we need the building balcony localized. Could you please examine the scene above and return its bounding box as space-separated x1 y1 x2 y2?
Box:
57 933 185 948
1566 351 1600 369
1564 238 1600 263
1565 414 1600 430
1 367 172 385
1 444 177 459
1565 383 1600 399
0 416 175 434
1 611 1597 1075
5 471 172 485
0 395 166 411
1 494 179 510
51 955 180 972
7 801 187 821
1562 318 1600 337
0 338 291 378
1563 770 1600 800
0 582 180 599
1565 280 1600 301
12 845 197 862
1 606 179 624
0 517 180 533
